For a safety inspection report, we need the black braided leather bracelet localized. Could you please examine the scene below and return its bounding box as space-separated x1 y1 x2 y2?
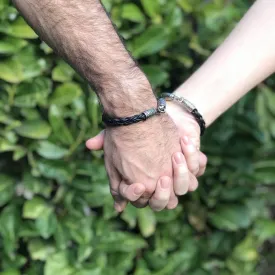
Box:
102 98 166 127
161 93 206 136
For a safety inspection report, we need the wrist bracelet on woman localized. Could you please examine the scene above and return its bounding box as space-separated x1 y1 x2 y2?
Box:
161 93 206 136
102 98 166 127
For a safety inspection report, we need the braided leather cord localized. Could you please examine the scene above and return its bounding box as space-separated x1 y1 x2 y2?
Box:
102 112 148 126
161 93 206 136
191 108 206 136
102 99 165 127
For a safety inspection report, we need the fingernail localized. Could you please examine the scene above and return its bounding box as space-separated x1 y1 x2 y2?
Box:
161 177 170 189
134 186 144 195
183 136 190 145
174 152 184 164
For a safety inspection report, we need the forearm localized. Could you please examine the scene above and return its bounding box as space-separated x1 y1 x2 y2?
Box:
175 0 275 126
13 0 155 116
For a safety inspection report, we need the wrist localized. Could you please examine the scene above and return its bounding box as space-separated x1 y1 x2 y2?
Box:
173 87 211 127
98 71 157 117
166 100 200 131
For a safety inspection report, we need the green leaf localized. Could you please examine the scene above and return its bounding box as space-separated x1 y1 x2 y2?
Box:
0 270 20 275
13 147 27 161
142 65 169 88
0 58 23 83
254 218 275 242
15 120 51 139
87 92 100 132
36 141 68 159
209 204 252 231
261 85 275 116
0 53 48 84
49 105 74 145
0 0 9 11
67 217 93 245
121 204 138 228
23 197 50 219
154 206 182 223
0 37 27 55
232 235 258 262
28 239 55 261
95 232 147 252
77 244 93 263
253 160 275 184
74 269 101 275
50 82 82 106
0 17 37 39
54 222 71 250
131 26 170 58
0 205 20 258
138 207 156 237
44 252 75 275
141 0 161 19
177 0 193 13
0 138 19 153
153 248 196 275
0 174 14 207
37 159 75 184
52 61 75 82
22 172 52 199
14 77 52 108
121 4 145 23
35 208 57 239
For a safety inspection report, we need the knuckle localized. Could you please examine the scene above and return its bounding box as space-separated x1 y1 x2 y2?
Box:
143 185 155 197
119 185 127 197
154 193 170 202
110 188 119 197
190 163 199 174
176 167 189 178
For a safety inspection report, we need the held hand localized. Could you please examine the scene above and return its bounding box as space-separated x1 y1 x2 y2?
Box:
86 104 207 211
101 114 182 211
166 101 207 176
87 130 179 211
166 101 207 195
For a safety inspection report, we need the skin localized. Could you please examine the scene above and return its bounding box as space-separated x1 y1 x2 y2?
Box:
175 0 275 126
87 106 207 209
12 0 205 212
87 0 275 210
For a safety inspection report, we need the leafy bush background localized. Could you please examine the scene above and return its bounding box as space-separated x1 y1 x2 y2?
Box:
1 0 275 274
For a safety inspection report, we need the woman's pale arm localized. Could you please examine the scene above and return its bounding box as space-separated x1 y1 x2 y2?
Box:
174 0 275 126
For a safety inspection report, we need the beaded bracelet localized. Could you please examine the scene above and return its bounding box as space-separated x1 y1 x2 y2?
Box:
102 98 166 127
161 93 206 136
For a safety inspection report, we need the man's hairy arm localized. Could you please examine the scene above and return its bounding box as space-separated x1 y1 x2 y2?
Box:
13 0 186 211
12 0 156 115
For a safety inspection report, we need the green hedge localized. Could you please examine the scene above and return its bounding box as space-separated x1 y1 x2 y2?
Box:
1 0 275 274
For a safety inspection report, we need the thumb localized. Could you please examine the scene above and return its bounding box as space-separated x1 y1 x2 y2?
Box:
86 130 105 150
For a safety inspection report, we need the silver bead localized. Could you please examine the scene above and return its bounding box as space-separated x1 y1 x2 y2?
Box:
143 108 157 119
157 98 166 113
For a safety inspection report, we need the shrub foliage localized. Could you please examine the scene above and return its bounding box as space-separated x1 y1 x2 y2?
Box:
0 0 275 274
